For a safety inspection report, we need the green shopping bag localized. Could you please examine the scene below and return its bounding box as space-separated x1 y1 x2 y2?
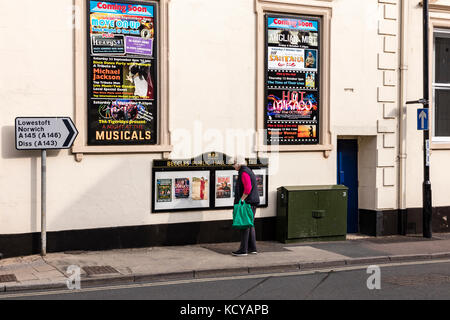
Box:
232 200 254 229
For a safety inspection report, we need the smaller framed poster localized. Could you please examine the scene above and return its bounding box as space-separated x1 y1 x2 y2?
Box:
174 178 190 199
214 168 268 208
252 168 268 206
215 170 238 208
156 179 172 202
153 171 210 211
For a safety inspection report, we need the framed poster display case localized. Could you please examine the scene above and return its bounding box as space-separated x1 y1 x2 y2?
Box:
86 0 158 146
264 14 321 145
254 0 333 156
152 152 269 213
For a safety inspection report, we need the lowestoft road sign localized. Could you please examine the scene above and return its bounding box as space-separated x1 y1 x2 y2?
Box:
15 117 78 150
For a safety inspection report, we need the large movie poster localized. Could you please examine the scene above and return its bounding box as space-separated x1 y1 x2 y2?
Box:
265 15 320 145
87 0 157 145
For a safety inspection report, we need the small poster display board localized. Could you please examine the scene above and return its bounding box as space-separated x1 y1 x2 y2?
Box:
152 152 269 213
154 171 210 211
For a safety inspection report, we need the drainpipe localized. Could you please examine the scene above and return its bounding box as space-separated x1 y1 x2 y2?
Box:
398 0 409 235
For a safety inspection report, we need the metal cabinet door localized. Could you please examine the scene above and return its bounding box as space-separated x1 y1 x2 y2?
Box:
315 190 348 237
287 191 318 239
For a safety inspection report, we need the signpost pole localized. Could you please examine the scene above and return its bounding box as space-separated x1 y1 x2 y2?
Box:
406 0 432 238
41 149 47 256
15 116 78 256
422 0 432 239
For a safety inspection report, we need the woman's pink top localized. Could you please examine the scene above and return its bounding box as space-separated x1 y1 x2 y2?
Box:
242 172 252 195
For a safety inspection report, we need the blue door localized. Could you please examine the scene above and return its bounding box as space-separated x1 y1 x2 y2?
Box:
337 140 359 233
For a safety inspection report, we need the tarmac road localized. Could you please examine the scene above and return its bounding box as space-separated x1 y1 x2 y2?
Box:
1 259 449 301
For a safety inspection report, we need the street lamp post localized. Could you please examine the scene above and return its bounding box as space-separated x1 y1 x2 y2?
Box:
407 0 432 238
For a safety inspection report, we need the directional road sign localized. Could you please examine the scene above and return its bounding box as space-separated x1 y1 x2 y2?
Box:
417 108 429 131
15 117 78 150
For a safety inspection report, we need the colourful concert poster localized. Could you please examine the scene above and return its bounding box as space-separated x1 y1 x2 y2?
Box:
90 57 154 100
175 178 190 199
87 1 158 146
267 47 305 72
216 177 231 199
157 179 172 202
265 14 320 146
266 121 318 144
89 1 155 57
267 29 318 48
266 89 318 120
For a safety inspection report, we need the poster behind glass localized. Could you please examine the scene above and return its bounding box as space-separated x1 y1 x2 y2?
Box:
214 169 268 208
154 171 210 211
87 0 157 145
265 15 320 145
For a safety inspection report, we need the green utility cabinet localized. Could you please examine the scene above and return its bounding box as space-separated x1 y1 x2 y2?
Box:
276 185 348 243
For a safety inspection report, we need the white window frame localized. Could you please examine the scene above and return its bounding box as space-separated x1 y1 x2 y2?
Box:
432 28 450 143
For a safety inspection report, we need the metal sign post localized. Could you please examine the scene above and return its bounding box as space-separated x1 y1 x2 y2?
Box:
41 149 47 256
15 117 78 256
406 0 432 238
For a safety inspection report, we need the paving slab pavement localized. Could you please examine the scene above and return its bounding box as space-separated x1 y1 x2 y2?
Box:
0 234 450 293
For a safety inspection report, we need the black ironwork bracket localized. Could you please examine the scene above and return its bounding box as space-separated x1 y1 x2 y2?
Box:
406 98 429 105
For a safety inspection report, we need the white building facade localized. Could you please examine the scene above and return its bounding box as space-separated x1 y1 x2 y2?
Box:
0 0 449 257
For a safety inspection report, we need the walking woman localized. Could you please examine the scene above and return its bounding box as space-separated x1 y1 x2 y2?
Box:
232 157 260 256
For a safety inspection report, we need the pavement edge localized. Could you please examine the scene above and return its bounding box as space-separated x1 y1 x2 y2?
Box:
1 252 450 294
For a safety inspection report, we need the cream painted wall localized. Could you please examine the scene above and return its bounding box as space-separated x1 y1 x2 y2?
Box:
168 0 257 158
1 0 450 235
405 0 450 208
167 0 336 217
0 0 76 234
358 136 377 210
331 0 380 136
0 0 334 234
